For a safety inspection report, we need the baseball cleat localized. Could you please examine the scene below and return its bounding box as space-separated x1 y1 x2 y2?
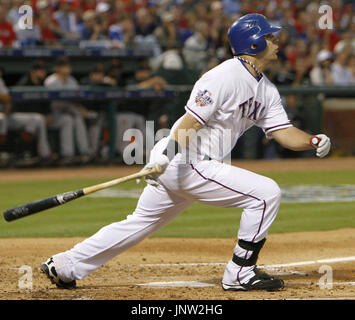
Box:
40 257 76 289
253 266 274 280
222 267 284 292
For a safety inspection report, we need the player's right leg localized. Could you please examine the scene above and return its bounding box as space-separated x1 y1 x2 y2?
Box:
40 182 192 288
184 160 284 291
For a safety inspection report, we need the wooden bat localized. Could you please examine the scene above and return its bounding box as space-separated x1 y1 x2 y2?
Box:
3 165 162 222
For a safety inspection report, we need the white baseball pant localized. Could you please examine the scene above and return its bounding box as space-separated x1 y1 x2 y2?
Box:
52 159 281 285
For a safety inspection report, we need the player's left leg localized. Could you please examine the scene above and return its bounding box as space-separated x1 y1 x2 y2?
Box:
41 182 192 288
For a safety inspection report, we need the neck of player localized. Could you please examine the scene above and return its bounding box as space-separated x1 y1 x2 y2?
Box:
238 55 267 77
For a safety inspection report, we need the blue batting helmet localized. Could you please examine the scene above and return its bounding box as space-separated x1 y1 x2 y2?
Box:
228 14 281 56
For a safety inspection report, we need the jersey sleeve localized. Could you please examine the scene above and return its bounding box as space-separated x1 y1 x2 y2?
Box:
184 75 225 125
256 87 293 139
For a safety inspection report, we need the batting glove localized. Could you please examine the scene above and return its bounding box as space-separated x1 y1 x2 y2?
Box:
137 137 170 187
141 154 170 187
313 134 331 158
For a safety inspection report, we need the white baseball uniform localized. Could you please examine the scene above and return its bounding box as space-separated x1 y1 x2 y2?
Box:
52 58 293 286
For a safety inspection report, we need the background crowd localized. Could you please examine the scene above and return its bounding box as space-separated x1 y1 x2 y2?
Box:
0 0 354 166
0 0 354 84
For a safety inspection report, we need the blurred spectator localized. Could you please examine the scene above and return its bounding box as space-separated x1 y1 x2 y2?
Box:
109 16 135 46
222 0 240 16
36 0 65 44
153 11 182 50
134 7 161 56
53 0 80 41
82 0 97 12
310 50 334 86
78 9 105 40
135 7 157 37
95 1 111 37
331 45 354 85
0 4 17 47
44 57 100 163
0 67 53 164
182 20 211 72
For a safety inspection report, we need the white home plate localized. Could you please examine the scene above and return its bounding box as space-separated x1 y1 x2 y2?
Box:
136 281 215 288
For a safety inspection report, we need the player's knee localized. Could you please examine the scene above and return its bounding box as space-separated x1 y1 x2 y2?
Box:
264 178 281 203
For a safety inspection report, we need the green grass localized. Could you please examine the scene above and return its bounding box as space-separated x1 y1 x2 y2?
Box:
0 169 354 238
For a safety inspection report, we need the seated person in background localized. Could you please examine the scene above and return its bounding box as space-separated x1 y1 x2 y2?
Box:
115 60 165 160
310 50 334 85
126 59 167 91
105 59 128 87
0 67 53 164
80 63 115 87
17 60 48 86
44 57 100 164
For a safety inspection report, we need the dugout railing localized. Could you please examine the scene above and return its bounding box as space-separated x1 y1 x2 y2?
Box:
6 85 355 161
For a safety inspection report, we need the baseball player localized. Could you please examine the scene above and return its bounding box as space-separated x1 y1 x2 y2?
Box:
41 14 331 291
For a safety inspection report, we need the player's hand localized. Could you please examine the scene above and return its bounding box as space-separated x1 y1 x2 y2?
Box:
136 137 171 187
311 134 331 158
138 154 170 187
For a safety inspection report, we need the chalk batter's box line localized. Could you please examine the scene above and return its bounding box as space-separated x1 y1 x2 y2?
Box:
1 256 354 271
138 256 355 268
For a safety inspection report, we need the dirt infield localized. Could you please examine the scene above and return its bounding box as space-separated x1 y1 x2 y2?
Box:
0 158 354 300
0 229 354 300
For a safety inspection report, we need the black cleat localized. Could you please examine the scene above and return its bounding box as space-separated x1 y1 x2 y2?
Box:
40 257 76 289
222 267 284 292
253 266 274 280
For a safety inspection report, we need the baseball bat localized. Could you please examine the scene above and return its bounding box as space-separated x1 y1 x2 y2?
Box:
3 165 163 222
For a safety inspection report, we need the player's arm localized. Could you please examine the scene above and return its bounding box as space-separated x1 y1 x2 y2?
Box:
164 113 203 159
141 113 203 186
271 126 331 158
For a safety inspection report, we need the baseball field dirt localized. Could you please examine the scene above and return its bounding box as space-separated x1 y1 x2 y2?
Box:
0 230 354 300
0 157 354 300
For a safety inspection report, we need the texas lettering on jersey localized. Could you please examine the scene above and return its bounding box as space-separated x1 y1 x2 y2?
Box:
239 97 266 121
